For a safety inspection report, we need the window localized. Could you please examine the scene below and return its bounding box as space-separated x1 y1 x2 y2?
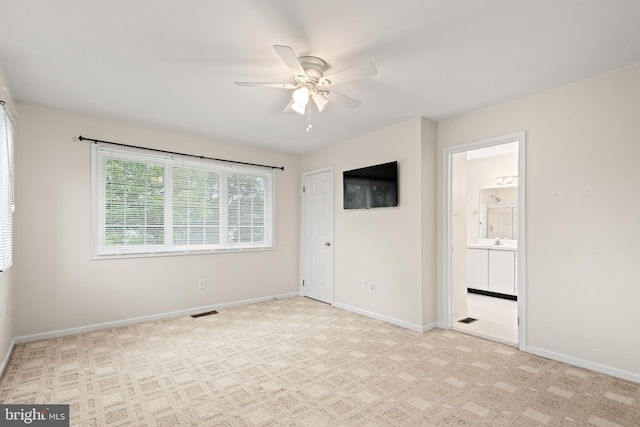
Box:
0 104 14 271
92 145 274 258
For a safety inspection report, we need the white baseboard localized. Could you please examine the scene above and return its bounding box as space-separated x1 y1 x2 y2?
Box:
527 346 640 384
0 337 16 377
422 322 438 333
332 302 432 333
14 292 300 345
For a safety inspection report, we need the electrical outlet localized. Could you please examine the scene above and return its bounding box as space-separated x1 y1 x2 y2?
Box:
198 279 206 289
369 282 376 293
361 279 367 290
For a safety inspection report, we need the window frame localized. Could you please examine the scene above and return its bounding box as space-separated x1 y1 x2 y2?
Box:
91 144 275 259
0 104 14 271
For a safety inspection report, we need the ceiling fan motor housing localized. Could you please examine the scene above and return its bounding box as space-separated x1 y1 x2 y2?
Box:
297 56 327 84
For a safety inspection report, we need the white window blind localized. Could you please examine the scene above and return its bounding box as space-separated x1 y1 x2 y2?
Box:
172 159 221 247
0 105 14 271
92 145 274 258
228 174 267 244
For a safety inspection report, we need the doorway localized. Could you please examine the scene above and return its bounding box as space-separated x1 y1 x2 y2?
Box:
302 168 334 304
443 132 526 350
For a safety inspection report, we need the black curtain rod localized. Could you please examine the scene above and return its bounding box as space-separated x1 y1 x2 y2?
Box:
78 135 285 171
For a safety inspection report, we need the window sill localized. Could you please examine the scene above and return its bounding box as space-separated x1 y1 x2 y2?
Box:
91 245 276 260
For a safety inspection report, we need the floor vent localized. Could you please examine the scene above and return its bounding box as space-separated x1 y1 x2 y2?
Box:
458 317 478 324
190 310 218 318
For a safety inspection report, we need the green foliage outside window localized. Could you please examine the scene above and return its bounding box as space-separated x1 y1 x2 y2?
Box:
228 175 265 243
103 157 268 250
105 159 164 246
173 167 221 245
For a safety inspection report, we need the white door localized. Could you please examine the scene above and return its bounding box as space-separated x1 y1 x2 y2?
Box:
303 170 334 303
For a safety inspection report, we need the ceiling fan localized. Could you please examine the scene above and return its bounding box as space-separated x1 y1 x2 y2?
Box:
235 45 377 130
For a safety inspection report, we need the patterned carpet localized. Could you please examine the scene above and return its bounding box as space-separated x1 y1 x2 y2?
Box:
0 297 638 426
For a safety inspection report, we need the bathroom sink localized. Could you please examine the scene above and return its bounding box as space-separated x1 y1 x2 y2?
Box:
467 241 517 251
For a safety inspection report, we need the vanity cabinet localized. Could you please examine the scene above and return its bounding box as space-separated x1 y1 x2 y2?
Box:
467 249 489 290
488 250 516 295
467 247 517 296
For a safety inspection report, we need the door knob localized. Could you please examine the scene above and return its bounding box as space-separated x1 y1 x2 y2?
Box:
325 242 331 247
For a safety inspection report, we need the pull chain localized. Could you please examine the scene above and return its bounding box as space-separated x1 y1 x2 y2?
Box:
305 97 313 132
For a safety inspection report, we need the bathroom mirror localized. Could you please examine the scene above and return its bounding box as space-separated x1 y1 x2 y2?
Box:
479 187 518 240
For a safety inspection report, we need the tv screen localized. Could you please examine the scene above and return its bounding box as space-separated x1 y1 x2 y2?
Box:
343 161 398 209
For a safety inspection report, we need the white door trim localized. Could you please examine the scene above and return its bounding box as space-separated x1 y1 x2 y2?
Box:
300 166 334 301
442 131 527 351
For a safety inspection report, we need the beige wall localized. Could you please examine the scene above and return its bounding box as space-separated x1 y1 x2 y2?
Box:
438 64 640 376
14 103 300 337
301 118 438 329
0 63 16 369
420 118 438 327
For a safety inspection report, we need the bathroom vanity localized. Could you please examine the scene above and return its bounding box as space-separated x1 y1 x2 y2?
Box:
466 184 518 299
467 241 517 298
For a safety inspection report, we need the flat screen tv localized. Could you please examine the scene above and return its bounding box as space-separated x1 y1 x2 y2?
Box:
343 161 398 209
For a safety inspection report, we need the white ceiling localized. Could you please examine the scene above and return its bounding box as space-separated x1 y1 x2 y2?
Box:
1 1 639 155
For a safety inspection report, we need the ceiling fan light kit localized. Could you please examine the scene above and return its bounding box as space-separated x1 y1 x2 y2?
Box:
313 92 330 112
291 85 310 114
235 45 377 130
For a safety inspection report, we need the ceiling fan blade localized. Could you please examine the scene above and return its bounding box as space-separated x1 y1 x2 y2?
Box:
273 45 308 81
325 90 362 109
318 62 377 87
235 82 297 89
